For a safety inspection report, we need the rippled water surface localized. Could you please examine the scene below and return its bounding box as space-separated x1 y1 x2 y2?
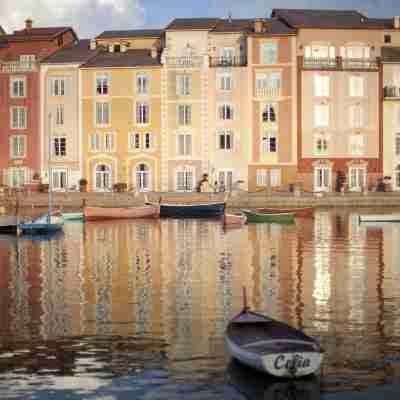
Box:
1 209 400 399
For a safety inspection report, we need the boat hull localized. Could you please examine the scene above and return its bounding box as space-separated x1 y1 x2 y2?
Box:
224 213 247 226
226 336 323 378
359 214 400 222
62 212 84 221
84 205 160 221
257 207 314 218
18 214 64 234
158 202 225 218
0 216 18 234
241 209 295 224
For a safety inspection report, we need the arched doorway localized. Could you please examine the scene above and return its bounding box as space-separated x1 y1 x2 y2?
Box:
95 164 112 191
136 163 150 192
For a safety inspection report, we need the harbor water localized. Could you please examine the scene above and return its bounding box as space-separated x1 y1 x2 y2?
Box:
1 209 400 399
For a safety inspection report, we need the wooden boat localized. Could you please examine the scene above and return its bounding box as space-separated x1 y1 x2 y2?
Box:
18 212 64 234
257 207 314 218
84 205 160 221
225 289 324 378
0 216 18 234
241 209 295 224
62 212 84 221
155 202 225 218
224 212 247 226
359 214 400 223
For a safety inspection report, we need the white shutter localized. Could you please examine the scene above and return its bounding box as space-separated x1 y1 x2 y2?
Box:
304 46 311 58
176 75 181 95
186 134 192 156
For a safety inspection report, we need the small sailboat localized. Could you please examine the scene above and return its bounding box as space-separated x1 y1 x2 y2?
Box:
257 207 315 218
241 209 295 224
225 289 324 378
18 112 64 235
359 214 400 223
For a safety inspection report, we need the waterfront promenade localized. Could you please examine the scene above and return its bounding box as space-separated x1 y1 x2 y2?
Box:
1 190 400 210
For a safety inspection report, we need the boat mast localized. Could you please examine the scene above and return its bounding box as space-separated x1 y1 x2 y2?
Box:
48 112 53 223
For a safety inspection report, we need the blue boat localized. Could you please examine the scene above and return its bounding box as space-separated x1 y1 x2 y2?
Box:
158 202 225 218
18 213 64 234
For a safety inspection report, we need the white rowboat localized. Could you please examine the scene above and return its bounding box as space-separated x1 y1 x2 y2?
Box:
359 214 400 223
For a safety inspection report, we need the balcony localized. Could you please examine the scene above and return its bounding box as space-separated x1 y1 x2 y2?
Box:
342 58 378 70
303 57 338 69
384 86 400 99
255 87 281 98
210 56 247 68
0 61 37 73
165 56 203 68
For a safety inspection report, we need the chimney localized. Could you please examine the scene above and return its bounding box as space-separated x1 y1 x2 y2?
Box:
90 39 97 50
25 18 33 31
151 46 158 59
395 16 400 29
254 18 264 33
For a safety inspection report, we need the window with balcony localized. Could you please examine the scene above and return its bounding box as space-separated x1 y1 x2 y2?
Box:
96 102 110 126
136 103 149 125
177 134 192 156
56 104 64 126
256 72 281 97
178 104 192 125
349 76 364 97
217 130 234 150
54 137 66 157
261 42 277 64
218 73 232 91
10 135 26 158
349 104 364 128
10 77 26 97
314 135 328 155
90 133 100 152
11 107 27 129
220 47 235 65
218 104 234 121
350 134 364 156
314 74 330 97
137 73 149 95
176 75 192 96
19 55 35 69
262 134 277 153
262 104 276 123
304 45 336 68
104 133 115 152
341 45 373 69
49 77 67 96
314 104 329 127
96 74 109 95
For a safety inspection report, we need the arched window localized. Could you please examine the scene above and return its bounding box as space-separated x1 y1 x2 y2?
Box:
95 164 111 191
136 163 150 192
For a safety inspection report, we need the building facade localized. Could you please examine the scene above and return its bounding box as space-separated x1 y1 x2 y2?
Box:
0 19 77 188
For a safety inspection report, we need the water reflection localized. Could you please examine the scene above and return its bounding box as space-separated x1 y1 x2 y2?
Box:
0 210 400 398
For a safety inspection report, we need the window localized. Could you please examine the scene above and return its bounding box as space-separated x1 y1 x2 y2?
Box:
349 167 366 190
350 135 364 156
20 54 36 64
219 74 232 91
56 104 64 126
314 104 329 127
96 74 109 95
343 46 370 59
10 135 26 158
178 104 192 125
54 137 66 157
176 75 192 96
137 74 149 95
10 77 26 97
176 169 193 191
217 130 234 150
396 134 400 156
129 133 141 151
49 77 66 96
11 107 27 129
256 72 281 95
104 133 115 152
136 102 149 125
144 133 153 150
7 168 26 188
314 167 331 191
218 170 233 191
90 133 100 152
114 44 121 53
385 34 391 44
349 76 364 97
262 134 277 153
314 136 328 155
256 169 267 186
261 42 278 64
305 45 335 59
262 104 276 122
177 134 192 156
349 104 363 128
314 74 330 97
270 169 281 187
218 104 234 120
96 102 110 126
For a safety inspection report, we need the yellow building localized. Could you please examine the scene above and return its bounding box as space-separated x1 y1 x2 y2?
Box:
80 30 163 192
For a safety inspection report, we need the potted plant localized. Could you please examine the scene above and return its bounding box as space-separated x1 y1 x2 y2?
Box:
79 178 88 192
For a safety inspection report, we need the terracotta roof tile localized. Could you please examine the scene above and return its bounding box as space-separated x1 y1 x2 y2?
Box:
97 29 162 39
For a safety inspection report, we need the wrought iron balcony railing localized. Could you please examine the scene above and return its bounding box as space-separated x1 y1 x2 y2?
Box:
342 58 378 70
165 56 203 68
0 61 37 73
384 86 400 99
210 56 247 67
303 57 338 69
255 87 281 98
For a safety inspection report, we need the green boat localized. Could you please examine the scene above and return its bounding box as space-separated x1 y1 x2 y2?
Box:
241 209 295 224
62 212 84 221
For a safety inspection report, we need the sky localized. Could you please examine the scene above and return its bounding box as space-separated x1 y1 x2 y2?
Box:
0 0 399 38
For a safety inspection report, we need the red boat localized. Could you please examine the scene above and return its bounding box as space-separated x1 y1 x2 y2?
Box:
256 207 314 218
224 212 247 226
84 205 160 221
